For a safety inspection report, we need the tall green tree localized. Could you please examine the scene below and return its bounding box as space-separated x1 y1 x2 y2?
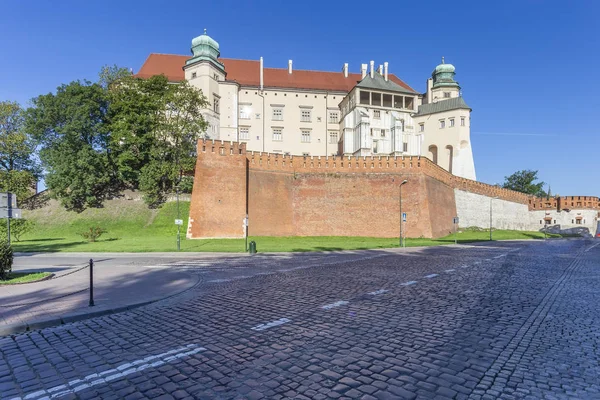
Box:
502 169 546 197
0 101 38 202
25 81 116 212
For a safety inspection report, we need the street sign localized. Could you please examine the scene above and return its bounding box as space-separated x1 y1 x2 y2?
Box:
174 219 183 225
402 212 407 222
243 217 248 226
0 192 17 209
0 208 21 219
453 217 459 224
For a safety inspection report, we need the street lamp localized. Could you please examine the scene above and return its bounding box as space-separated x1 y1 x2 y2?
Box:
489 196 499 241
399 179 408 247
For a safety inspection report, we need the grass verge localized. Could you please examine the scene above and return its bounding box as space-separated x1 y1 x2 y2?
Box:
0 272 52 284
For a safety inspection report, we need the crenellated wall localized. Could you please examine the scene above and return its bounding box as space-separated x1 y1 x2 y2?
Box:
188 140 598 239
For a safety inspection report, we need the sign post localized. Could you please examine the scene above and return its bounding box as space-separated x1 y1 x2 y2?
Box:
0 192 20 245
243 215 249 251
402 212 407 248
453 217 459 245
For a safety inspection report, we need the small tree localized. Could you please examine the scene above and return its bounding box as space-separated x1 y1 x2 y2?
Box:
10 219 34 242
0 240 13 280
79 227 107 242
502 170 546 197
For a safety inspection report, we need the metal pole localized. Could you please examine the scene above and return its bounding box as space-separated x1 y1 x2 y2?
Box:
89 259 95 307
6 193 11 246
454 220 457 245
245 214 248 252
176 187 181 251
399 183 402 248
489 198 493 241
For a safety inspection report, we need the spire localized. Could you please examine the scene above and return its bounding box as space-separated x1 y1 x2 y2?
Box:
204 28 207 34
441 56 445 64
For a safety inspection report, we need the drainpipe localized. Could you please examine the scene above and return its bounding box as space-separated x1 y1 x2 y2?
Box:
259 56 265 151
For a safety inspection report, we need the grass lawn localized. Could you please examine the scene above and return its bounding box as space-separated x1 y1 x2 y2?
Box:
0 272 52 284
10 198 564 253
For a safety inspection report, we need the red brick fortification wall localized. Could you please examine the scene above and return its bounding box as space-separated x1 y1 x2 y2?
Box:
188 140 537 239
187 141 247 239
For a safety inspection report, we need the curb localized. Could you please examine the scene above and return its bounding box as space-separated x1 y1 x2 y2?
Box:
0 275 202 337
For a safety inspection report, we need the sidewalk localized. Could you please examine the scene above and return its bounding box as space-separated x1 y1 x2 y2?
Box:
0 262 200 336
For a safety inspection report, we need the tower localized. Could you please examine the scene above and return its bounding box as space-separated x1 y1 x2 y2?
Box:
429 57 461 103
183 29 226 139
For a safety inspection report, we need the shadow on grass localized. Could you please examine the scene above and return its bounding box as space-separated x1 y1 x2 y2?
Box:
13 240 85 253
20 238 66 242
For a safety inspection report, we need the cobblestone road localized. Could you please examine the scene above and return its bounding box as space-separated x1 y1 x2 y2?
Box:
1 239 599 399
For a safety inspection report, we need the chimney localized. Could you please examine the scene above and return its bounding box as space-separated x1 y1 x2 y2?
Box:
288 59 293 74
378 65 383 75
361 63 367 79
260 57 264 91
426 77 433 103
384 62 389 81
370 60 374 78
343 63 348 78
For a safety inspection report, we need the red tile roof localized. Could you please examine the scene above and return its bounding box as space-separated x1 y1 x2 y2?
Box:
136 53 417 93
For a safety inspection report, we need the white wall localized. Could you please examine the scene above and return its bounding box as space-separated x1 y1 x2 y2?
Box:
529 209 598 236
454 189 531 230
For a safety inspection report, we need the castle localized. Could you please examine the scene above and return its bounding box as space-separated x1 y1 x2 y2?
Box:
137 30 476 180
137 32 599 239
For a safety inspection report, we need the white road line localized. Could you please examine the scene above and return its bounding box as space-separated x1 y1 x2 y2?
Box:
401 281 418 286
16 345 205 400
208 279 231 283
460 265 469 268
493 254 506 259
444 269 455 273
424 274 438 279
251 318 291 331
321 300 349 310
585 242 600 252
368 289 389 295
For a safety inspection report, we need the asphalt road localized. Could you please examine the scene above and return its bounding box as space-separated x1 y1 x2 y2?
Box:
2 239 599 399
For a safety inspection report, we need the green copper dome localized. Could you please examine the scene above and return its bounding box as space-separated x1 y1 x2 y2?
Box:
432 57 459 89
186 29 224 71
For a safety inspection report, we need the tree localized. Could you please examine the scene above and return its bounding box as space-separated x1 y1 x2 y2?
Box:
109 76 209 206
25 81 117 212
502 169 546 197
0 101 38 202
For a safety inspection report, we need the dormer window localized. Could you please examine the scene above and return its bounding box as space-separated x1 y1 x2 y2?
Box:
444 92 451 98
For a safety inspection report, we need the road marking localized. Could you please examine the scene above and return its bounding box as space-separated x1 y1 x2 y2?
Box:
16 344 205 400
208 279 231 283
484 258 491 261
493 254 506 259
585 242 600 252
460 265 469 268
251 318 291 331
401 281 418 286
424 274 438 279
368 289 389 295
321 300 349 310
444 269 455 273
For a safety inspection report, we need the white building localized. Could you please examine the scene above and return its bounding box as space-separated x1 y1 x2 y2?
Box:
137 31 476 180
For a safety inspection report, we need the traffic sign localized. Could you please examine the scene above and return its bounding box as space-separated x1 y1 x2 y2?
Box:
402 212 407 222
0 208 21 219
174 219 183 225
453 217 459 224
0 192 17 209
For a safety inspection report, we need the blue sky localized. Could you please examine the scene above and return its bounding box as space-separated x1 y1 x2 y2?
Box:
1 0 597 195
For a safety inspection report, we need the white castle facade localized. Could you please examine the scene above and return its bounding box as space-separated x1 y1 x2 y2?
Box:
137 31 476 180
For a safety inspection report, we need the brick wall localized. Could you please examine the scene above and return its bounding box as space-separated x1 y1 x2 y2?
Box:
188 140 597 239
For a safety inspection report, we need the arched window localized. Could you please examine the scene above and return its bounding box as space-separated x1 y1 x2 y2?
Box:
446 145 454 174
428 145 438 164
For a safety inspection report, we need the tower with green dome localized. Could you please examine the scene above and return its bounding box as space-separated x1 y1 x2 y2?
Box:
428 57 461 103
186 29 225 73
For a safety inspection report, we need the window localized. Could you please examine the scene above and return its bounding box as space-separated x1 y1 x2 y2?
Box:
328 111 339 124
329 131 338 144
301 130 311 143
393 95 403 109
461 116 465 126
373 110 381 119
444 92 451 98
440 119 445 129
371 92 381 106
403 142 408 152
450 118 455 127
419 123 424 132
576 219 582 225
360 90 370 105
213 95 220 114
272 128 282 141
272 108 283 121
372 141 378 153
302 152 310 157
239 127 250 140
383 94 392 107
404 97 414 110
381 129 386 137
214 74 219 81
301 109 311 122
239 106 251 119
191 72 197 79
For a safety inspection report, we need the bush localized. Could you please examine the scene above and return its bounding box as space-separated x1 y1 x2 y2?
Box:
9 219 34 242
79 227 107 242
0 240 13 280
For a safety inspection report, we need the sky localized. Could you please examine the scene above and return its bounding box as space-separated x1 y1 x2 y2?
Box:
0 0 598 195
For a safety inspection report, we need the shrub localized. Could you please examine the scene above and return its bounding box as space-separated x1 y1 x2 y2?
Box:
79 227 107 242
10 219 34 242
0 240 13 280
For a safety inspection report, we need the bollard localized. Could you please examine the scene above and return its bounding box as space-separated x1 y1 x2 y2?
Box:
89 259 95 307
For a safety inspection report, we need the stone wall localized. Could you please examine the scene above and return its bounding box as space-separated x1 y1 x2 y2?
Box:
454 190 531 231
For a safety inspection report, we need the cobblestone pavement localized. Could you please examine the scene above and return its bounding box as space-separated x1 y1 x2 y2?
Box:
1 239 599 399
